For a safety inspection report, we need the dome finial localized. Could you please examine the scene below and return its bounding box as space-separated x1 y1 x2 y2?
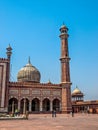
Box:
28 56 31 64
48 79 51 84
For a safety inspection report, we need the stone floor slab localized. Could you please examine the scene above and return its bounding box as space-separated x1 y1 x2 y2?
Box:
0 114 98 130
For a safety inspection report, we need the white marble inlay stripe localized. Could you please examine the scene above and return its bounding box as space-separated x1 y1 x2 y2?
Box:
0 63 7 107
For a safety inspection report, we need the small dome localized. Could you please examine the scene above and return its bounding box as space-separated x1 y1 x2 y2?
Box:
72 87 82 94
60 23 68 31
17 58 41 83
6 44 12 51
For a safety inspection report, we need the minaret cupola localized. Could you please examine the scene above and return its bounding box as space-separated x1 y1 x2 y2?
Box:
6 44 12 60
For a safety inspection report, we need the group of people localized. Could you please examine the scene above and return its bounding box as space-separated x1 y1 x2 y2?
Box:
14 109 29 119
52 110 74 117
14 109 74 118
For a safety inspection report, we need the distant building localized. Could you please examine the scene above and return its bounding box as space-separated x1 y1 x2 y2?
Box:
72 87 98 113
0 25 72 114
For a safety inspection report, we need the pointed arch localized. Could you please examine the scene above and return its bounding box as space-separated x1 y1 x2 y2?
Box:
20 98 29 113
8 98 18 112
42 98 50 111
31 98 40 111
53 98 60 111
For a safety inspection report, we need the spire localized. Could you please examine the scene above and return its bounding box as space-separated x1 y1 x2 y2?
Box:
28 56 31 64
63 21 65 26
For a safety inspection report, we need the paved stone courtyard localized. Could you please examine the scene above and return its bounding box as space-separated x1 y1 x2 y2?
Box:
0 114 98 130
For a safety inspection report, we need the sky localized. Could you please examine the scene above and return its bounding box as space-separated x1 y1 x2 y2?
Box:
0 0 98 100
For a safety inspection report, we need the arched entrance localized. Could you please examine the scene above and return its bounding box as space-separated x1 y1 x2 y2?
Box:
31 98 40 111
43 98 50 111
8 98 18 112
20 98 29 113
53 99 60 111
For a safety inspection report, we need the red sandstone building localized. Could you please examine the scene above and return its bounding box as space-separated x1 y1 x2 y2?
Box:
0 25 98 114
72 87 98 113
0 25 72 114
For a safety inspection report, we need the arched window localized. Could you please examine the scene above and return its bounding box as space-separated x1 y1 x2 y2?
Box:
43 98 50 111
8 98 18 112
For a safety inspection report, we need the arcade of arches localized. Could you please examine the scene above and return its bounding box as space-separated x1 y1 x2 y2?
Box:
8 97 60 113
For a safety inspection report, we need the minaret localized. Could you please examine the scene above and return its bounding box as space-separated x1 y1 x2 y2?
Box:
59 24 72 113
6 44 12 81
5 44 12 112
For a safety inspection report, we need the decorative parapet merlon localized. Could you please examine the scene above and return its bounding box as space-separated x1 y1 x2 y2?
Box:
0 58 9 63
8 82 62 88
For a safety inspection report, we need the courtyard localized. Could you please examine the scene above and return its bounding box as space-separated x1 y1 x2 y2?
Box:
0 114 98 130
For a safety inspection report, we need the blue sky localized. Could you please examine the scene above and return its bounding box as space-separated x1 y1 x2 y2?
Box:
0 0 98 100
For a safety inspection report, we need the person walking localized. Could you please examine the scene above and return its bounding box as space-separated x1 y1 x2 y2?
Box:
52 110 56 117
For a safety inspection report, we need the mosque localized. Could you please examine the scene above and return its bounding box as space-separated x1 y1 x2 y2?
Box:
0 24 98 114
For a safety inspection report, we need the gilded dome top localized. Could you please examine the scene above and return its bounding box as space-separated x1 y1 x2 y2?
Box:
17 57 41 83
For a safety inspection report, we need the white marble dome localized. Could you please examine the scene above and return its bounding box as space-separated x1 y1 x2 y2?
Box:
17 58 41 83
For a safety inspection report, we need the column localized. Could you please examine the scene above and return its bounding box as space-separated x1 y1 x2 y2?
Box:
50 101 52 111
23 98 26 114
60 102 61 111
40 101 42 112
29 101 32 112
12 101 14 116
18 100 20 111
